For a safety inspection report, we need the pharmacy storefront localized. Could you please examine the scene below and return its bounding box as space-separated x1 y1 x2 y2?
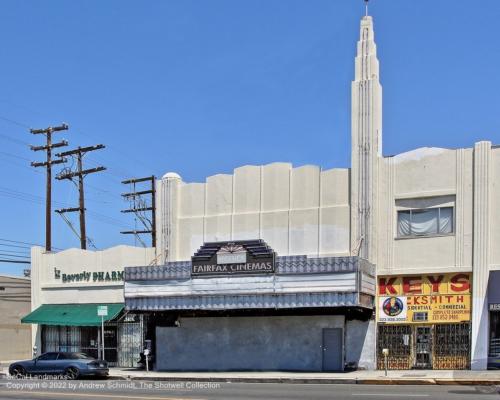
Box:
376 273 471 370
23 246 155 367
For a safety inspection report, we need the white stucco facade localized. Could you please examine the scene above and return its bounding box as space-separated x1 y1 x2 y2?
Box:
156 164 351 263
153 15 498 370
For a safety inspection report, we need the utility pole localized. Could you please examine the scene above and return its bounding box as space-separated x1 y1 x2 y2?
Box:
55 145 106 250
30 123 69 252
120 176 156 247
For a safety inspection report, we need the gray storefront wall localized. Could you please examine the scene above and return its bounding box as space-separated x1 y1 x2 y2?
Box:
124 254 376 371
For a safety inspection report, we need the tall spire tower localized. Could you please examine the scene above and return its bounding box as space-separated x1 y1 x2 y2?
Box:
351 12 382 262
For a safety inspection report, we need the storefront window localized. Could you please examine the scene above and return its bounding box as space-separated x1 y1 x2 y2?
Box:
489 311 500 356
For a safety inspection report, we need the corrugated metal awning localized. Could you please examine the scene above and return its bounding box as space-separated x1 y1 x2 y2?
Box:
126 292 371 311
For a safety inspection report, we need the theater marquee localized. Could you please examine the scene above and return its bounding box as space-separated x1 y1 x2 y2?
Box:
377 273 471 324
191 240 275 276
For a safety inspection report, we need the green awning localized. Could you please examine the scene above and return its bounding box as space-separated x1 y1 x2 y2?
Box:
21 303 124 326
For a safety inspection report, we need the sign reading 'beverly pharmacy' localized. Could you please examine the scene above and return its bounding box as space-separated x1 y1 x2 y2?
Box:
54 268 123 283
191 240 275 276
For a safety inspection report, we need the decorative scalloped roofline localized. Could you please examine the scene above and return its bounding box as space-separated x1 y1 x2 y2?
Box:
164 162 349 185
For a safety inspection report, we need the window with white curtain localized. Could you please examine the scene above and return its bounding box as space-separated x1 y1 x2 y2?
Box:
397 207 453 237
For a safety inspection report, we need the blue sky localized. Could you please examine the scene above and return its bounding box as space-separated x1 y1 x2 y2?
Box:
1 0 499 276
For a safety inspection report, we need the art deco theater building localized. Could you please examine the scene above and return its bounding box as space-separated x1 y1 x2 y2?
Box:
27 12 499 371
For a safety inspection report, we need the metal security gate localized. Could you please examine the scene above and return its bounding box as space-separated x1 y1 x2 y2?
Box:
118 321 143 367
42 326 82 353
377 325 412 370
433 323 470 370
377 323 470 370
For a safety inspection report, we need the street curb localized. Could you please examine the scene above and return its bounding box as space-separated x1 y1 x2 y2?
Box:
111 375 358 384
435 379 500 386
106 375 500 385
356 378 437 385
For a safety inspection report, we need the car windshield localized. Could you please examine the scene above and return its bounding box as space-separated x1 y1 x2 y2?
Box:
61 352 94 360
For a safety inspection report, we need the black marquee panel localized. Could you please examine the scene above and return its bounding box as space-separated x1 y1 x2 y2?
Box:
191 239 275 276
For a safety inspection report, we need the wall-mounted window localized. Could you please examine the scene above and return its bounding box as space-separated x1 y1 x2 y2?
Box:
397 207 453 237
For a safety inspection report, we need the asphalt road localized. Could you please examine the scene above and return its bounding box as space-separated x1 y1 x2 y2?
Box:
0 379 499 400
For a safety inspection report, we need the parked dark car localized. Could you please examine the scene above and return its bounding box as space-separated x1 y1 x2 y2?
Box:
9 352 108 379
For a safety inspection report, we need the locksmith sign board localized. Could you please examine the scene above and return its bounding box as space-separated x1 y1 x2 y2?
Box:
377 273 471 324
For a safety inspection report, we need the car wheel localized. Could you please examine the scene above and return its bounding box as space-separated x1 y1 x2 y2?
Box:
65 367 80 380
10 366 26 378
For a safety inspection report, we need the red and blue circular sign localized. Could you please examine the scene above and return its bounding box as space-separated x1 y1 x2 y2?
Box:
382 297 404 317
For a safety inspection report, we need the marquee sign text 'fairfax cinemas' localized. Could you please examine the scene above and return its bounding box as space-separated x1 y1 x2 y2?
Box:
192 262 274 274
191 240 276 276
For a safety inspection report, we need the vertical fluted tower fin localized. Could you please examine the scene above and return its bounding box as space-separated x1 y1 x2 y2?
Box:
351 15 382 262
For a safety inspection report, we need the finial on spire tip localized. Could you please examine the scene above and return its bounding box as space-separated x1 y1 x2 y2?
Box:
364 0 369 17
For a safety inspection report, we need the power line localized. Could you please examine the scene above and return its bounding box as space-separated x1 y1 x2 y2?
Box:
0 184 110 207
0 189 129 228
0 151 32 162
86 155 130 179
0 114 153 191
0 112 152 178
0 132 30 146
0 115 31 129
0 248 31 255
56 211 98 250
72 127 156 175
0 237 56 248
85 209 129 228
0 159 41 175
0 243 32 250
0 259 30 264
0 187 130 228
121 176 156 247
0 153 117 204
0 115 151 237
0 253 30 259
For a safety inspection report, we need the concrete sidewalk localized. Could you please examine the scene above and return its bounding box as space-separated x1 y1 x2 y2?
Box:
106 368 500 385
1 364 499 385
